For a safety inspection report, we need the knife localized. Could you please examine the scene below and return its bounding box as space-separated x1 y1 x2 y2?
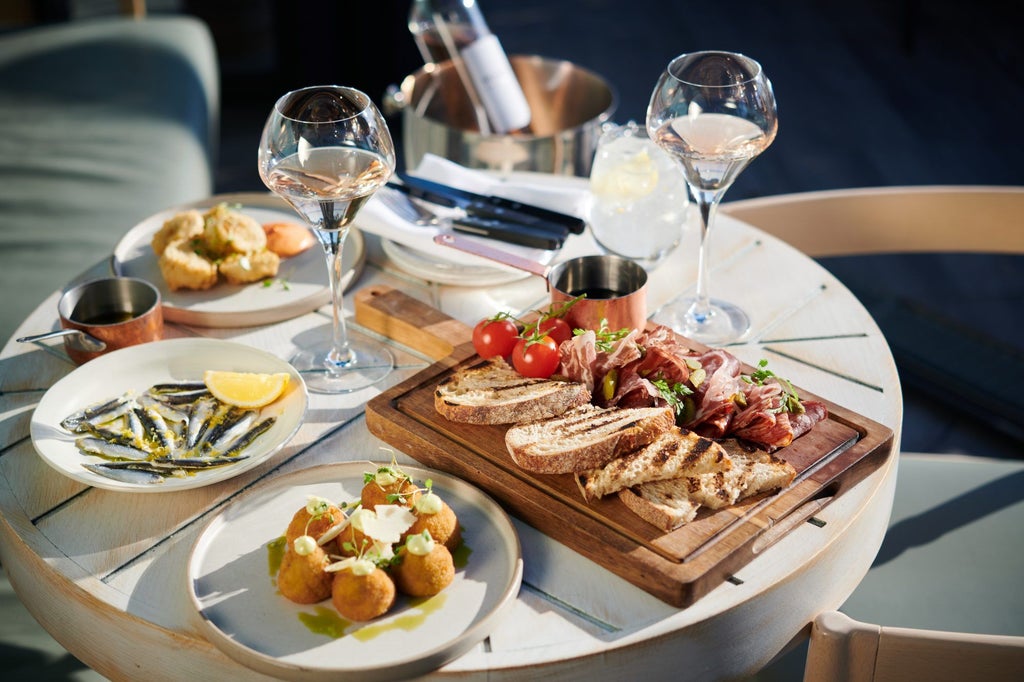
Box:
391 175 586 235
449 214 565 250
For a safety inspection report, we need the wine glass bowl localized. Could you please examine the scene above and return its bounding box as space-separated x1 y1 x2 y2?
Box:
647 51 777 344
258 86 396 393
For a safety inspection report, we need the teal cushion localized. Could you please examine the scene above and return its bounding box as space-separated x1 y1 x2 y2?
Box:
0 16 219 344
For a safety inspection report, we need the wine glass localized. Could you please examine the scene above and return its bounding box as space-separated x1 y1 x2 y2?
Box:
258 85 396 393
646 51 778 344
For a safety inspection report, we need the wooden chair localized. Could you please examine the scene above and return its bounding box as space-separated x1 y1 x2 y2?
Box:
803 610 1024 682
724 187 1024 681
724 184 1024 442
722 185 1024 257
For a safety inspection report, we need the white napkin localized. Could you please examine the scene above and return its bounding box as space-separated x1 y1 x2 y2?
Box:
357 154 592 272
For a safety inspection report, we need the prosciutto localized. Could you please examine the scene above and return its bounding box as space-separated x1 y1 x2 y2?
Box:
559 328 643 400
556 325 828 451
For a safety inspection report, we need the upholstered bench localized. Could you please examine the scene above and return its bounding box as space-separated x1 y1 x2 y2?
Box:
0 15 219 343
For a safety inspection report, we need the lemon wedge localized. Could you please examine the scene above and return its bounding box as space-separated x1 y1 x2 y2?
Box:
204 370 290 408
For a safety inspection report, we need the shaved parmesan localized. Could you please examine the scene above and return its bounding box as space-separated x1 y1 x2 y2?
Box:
357 504 416 544
325 556 375 576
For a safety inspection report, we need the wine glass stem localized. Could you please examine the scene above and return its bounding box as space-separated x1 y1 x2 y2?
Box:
317 228 354 370
690 188 724 324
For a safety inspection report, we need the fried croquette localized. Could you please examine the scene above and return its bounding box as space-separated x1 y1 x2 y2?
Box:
151 209 203 256
392 540 455 597
219 249 281 285
285 503 346 553
157 238 219 291
407 499 461 552
335 519 374 558
331 565 396 621
201 203 266 257
360 476 420 511
277 545 333 604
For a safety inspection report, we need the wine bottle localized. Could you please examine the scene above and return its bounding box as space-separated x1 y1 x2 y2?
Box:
408 0 532 134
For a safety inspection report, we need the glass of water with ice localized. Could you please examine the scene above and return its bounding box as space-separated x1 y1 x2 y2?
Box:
588 121 688 269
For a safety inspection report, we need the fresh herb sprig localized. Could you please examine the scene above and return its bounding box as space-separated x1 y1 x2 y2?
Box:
741 359 805 414
573 318 631 352
651 377 693 415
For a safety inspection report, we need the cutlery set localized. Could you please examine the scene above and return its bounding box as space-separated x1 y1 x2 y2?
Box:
383 174 585 251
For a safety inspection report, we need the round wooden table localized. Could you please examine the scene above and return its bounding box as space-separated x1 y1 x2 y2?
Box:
0 184 901 681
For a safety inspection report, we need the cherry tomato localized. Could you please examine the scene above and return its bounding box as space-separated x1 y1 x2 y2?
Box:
472 316 519 358
512 335 560 378
538 317 572 345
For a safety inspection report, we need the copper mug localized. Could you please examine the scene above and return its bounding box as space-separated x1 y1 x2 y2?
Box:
56 277 163 364
434 234 648 332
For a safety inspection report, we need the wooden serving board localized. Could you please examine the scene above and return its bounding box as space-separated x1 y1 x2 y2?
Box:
357 285 894 607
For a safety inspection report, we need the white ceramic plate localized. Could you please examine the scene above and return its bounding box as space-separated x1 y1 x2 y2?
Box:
30 338 307 493
111 193 364 327
381 238 533 286
188 462 523 682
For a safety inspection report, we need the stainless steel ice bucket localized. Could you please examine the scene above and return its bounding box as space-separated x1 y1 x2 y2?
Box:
385 55 617 176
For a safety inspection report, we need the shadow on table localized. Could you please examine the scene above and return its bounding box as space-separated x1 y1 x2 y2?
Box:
872 468 1024 567
0 566 105 682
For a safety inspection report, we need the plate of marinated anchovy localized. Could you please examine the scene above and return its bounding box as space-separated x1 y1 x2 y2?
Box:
30 338 307 492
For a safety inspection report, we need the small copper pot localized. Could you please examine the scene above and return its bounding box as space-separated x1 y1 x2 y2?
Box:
434 234 648 332
57 277 163 364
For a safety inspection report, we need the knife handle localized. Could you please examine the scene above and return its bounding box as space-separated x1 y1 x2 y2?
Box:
466 202 576 237
451 216 565 250
482 196 587 234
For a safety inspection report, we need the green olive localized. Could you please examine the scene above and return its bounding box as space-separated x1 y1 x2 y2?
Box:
602 369 619 402
676 396 696 425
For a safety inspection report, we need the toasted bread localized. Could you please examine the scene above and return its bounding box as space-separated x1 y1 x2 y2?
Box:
720 441 797 498
617 441 797 531
504 404 675 474
577 427 729 502
434 357 591 425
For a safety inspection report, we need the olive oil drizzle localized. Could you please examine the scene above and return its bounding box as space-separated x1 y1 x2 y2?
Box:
267 535 287 577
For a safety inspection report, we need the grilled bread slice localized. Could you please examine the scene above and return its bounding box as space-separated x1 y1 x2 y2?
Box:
724 443 797 498
434 357 591 425
617 441 797 531
504 404 675 474
577 427 730 502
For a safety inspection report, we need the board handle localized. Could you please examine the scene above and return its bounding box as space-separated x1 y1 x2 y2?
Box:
354 285 471 361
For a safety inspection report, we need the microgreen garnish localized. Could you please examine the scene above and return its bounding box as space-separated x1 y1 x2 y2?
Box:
573 318 631 352
741 359 805 414
262 277 291 291
651 377 693 415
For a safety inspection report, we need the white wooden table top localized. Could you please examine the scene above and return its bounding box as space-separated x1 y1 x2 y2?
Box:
0 185 903 681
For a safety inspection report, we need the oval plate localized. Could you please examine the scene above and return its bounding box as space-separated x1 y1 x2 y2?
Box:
188 462 523 681
111 192 364 328
30 338 307 493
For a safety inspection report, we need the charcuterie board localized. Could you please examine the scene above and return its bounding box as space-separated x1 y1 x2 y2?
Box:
357 285 894 607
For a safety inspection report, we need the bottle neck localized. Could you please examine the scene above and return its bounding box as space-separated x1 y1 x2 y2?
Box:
409 0 492 51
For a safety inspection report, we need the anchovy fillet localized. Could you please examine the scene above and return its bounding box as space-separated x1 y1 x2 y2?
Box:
75 437 151 461
83 463 164 485
205 409 259 453
149 381 208 394
186 396 217 450
61 394 134 432
220 417 276 458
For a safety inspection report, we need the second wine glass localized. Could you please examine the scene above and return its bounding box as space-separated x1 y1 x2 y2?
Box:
258 85 396 393
647 51 777 345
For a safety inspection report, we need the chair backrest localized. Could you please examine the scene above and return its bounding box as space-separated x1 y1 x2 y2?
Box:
721 186 1024 257
803 610 1024 682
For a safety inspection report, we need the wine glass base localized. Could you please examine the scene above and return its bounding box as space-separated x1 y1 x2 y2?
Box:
653 297 750 346
291 338 394 394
